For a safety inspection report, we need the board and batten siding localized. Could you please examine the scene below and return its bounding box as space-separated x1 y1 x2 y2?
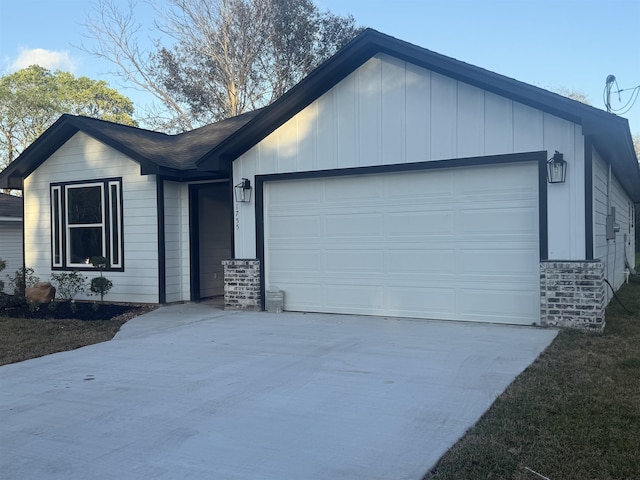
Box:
593 149 634 300
0 221 22 294
233 53 585 260
164 181 190 303
23 132 159 303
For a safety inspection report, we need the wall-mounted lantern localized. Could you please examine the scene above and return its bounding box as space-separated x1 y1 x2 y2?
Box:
234 178 252 203
546 151 567 184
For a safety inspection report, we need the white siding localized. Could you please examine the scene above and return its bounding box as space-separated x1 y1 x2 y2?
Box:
164 181 190 303
233 53 585 260
593 150 634 301
23 132 159 303
0 221 22 294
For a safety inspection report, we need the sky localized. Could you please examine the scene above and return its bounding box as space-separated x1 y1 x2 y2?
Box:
1 0 639 135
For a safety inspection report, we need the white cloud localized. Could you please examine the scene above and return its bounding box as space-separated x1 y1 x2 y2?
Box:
9 47 77 72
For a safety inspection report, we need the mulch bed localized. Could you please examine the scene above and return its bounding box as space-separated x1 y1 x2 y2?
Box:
1 296 155 321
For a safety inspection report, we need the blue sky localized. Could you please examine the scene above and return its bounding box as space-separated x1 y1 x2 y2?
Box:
1 0 639 134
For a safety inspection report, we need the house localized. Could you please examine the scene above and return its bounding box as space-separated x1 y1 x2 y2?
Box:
0 193 23 293
1 29 638 330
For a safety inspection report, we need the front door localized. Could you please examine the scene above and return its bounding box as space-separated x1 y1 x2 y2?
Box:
190 183 232 301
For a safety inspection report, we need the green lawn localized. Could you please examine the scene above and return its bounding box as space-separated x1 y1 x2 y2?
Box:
425 276 640 480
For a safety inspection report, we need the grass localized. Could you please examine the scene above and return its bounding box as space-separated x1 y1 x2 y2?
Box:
0 305 155 365
0 316 130 366
425 275 640 480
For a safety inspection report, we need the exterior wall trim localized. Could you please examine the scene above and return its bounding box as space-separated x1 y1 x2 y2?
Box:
156 175 166 304
584 136 594 259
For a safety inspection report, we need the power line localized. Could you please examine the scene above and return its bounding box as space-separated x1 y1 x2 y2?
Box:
604 75 640 115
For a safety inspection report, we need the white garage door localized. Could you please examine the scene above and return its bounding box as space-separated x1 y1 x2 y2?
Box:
264 162 540 325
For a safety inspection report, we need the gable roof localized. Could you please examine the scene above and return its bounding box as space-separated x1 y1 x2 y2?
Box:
196 29 640 202
0 110 261 189
1 29 638 201
0 193 22 220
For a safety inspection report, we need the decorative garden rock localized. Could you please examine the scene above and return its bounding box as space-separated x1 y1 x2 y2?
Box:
25 282 56 304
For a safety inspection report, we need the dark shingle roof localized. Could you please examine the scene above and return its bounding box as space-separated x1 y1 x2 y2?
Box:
0 110 262 188
0 193 22 218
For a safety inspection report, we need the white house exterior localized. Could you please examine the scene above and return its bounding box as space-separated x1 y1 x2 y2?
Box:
0 193 23 294
1 29 638 330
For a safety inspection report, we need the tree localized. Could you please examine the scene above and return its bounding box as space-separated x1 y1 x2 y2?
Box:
0 66 136 169
552 86 590 105
633 133 640 160
82 0 361 131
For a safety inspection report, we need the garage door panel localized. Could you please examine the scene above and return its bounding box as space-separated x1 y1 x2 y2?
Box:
386 170 454 199
458 288 540 321
386 211 454 235
324 175 384 202
273 282 323 309
325 285 385 309
386 286 456 316
325 214 383 237
387 249 455 274
270 216 321 238
455 163 537 195
265 162 540 325
268 182 322 204
269 250 321 271
457 207 537 234
459 248 539 275
325 250 384 273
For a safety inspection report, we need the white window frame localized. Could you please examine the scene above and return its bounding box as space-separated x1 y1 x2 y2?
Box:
50 178 123 270
65 182 106 268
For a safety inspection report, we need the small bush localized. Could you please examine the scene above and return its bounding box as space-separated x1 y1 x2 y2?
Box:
90 277 113 302
89 256 113 302
10 267 40 296
0 257 6 293
50 271 87 301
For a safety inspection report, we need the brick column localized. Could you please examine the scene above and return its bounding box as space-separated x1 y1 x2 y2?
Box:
540 260 606 332
222 259 262 311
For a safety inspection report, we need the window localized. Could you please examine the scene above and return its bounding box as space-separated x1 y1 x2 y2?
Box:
51 178 123 270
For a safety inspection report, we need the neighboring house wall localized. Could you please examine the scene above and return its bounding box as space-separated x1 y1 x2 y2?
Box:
593 149 635 301
232 53 585 260
24 132 159 303
0 220 22 294
164 181 190 303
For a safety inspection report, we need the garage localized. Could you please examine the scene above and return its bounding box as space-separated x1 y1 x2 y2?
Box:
264 161 541 325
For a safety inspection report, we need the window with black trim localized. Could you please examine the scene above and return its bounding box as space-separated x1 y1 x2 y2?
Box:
51 178 123 270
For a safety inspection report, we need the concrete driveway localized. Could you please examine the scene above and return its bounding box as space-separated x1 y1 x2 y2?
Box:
0 305 557 479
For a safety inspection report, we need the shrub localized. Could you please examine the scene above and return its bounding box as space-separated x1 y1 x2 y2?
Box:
90 277 113 302
10 267 40 296
50 271 87 301
89 256 113 302
0 257 5 293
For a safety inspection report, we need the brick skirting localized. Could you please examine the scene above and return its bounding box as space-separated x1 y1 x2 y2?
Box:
540 260 606 332
222 259 262 311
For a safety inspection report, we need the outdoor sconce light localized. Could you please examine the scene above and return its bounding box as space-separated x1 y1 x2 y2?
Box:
234 178 252 203
546 151 567 184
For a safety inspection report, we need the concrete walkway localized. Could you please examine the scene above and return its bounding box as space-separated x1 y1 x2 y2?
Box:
0 306 557 479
